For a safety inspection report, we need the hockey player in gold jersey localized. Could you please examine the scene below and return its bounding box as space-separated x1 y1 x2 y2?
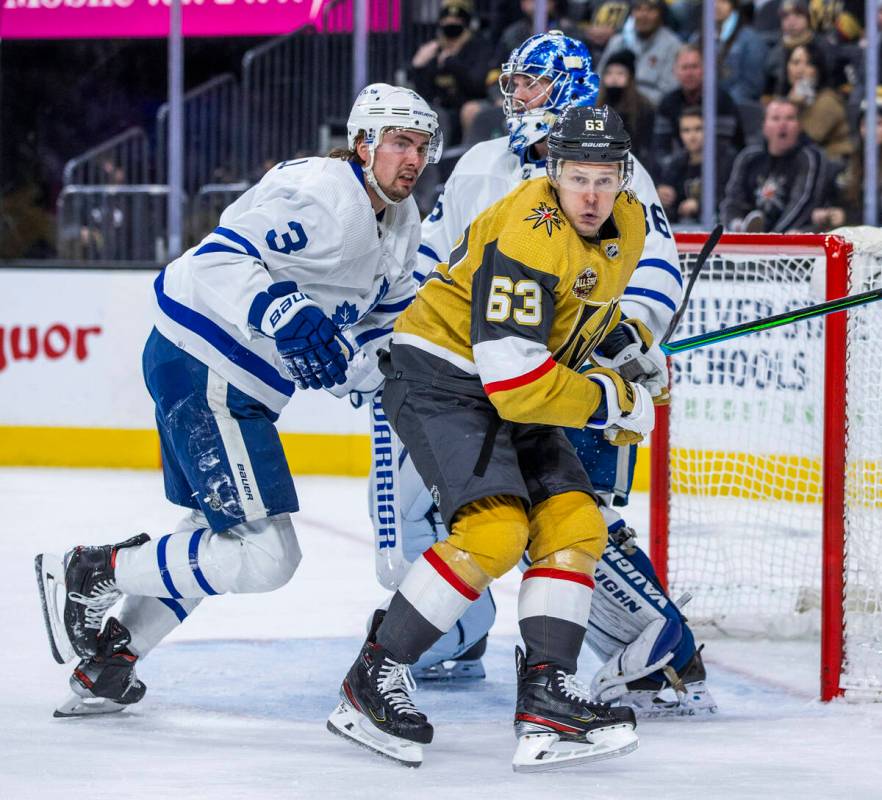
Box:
328 105 663 771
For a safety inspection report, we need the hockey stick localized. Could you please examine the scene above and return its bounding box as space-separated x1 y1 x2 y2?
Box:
661 224 724 345
661 286 882 355
369 390 407 591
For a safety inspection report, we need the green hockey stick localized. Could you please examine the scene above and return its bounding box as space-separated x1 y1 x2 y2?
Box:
662 286 882 355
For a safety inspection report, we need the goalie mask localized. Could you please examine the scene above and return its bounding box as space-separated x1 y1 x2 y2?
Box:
499 31 599 156
546 105 633 191
346 83 443 205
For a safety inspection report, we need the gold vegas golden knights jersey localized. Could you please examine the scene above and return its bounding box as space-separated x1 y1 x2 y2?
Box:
392 176 647 429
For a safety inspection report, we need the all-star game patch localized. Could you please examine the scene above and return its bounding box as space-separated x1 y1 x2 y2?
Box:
572 267 598 300
524 202 564 236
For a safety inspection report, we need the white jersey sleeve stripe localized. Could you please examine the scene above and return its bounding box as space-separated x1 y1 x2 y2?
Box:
473 336 551 386
623 285 678 313
635 257 683 287
154 270 295 397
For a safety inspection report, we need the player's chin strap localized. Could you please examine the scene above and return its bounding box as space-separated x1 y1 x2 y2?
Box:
363 147 402 206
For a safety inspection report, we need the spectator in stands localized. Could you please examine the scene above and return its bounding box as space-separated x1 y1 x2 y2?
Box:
410 0 493 146
752 0 787 47
721 97 829 232
596 49 655 168
780 41 853 163
652 44 742 172
493 0 581 67
764 0 830 95
599 0 682 106
811 88 882 228
711 0 768 103
809 0 864 45
657 107 733 224
576 0 631 66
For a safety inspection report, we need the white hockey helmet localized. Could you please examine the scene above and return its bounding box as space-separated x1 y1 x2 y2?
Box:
346 83 443 204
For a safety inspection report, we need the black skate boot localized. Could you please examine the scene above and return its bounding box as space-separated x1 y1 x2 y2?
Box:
61 533 149 659
55 617 146 718
512 646 638 772
327 610 433 767
621 646 717 718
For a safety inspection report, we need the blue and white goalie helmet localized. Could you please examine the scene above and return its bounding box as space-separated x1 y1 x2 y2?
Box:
499 31 599 156
346 83 443 204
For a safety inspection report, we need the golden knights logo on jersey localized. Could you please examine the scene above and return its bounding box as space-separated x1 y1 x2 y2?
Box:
524 202 565 236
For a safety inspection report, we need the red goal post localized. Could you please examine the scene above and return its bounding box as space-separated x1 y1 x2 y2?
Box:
649 231 882 702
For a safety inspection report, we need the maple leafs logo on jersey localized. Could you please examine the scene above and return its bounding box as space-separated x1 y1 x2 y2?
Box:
524 202 564 237
332 301 360 329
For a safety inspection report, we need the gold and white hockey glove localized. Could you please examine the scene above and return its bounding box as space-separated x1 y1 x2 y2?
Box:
594 318 670 405
583 366 655 447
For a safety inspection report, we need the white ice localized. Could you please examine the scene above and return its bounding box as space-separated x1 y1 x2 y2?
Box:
2 468 881 800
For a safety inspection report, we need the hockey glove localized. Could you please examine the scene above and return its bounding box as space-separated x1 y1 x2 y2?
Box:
324 349 385 406
583 366 655 446
248 282 353 390
594 318 670 405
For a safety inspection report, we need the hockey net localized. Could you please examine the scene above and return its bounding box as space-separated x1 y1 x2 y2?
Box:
650 229 882 702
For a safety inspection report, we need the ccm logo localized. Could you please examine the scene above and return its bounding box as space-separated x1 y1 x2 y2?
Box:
0 324 102 372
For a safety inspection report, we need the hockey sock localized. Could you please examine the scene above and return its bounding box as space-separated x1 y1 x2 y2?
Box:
113 515 299 598
518 561 594 673
116 594 203 657
376 545 484 664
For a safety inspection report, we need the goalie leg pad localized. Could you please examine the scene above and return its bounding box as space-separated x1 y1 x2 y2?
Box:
587 529 695 676
589 617 679 703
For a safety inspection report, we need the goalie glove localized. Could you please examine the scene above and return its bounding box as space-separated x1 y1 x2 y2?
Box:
583 366 655 446
594 318 670 405
248 282 353 390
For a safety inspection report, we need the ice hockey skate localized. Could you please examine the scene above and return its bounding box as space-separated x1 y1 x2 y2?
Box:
54 617 146 718
36 533 149 661
616 649 718 719
328 613 433 767
512 646 638 773
412 635 487 681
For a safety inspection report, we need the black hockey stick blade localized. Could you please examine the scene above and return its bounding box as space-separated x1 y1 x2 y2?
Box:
661 224 724 344
662 286 882 355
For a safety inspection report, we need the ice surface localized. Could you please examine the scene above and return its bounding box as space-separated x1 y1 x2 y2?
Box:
2 469 880 799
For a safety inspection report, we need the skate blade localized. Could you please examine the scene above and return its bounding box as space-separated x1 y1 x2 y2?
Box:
326 701 423 768
623 686 719 719
54 693 128 718
512 725 639 773
35 553 76 664
413 658 486 682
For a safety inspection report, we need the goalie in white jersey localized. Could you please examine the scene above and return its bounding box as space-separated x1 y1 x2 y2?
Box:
369 32 716 717
34 84 441 717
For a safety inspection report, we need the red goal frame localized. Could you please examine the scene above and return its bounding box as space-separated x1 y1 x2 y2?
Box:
649 233 853 701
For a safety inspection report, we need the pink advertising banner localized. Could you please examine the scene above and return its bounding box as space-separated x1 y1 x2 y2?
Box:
0 0 335 40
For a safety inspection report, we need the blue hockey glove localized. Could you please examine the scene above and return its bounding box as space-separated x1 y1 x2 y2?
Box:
248 282 353 390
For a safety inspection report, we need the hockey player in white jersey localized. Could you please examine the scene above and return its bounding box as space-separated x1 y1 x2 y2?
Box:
33 83 441 717
370 32 716 717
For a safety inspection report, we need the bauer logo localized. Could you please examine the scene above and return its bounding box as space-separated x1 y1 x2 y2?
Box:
371 395 397 549
0 324 102 373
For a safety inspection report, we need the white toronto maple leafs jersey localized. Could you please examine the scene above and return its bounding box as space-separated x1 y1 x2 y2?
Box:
418 136 682 341
153 157 419 413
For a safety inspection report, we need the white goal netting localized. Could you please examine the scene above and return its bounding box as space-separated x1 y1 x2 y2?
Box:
664 229 882 699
